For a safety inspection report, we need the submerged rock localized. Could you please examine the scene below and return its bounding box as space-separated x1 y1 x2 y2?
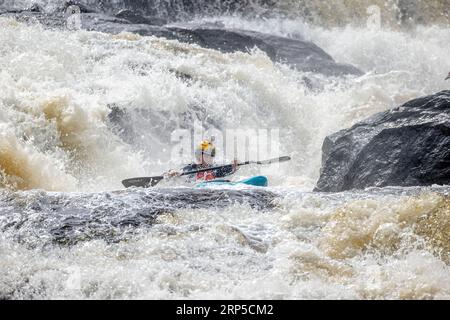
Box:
0 188 276 246
63 0 98 13
315 90 450 192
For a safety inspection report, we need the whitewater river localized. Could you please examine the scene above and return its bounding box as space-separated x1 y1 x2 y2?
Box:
0 1 449 299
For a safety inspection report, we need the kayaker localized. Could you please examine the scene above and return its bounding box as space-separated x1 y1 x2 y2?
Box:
165 139 238 182
446 72 450 80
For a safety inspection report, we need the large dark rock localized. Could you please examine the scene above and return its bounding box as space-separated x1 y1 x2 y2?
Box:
166 26 363 76
315 90 450 192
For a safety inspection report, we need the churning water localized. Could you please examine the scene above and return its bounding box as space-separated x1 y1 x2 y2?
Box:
0 0 449 299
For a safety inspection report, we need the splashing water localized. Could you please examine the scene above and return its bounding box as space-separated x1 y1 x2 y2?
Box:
0 1 449 299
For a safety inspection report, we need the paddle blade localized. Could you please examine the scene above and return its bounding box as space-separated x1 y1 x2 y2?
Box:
256 156 291 165
122 176 164 188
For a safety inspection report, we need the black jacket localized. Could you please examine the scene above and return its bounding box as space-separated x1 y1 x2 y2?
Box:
181 163 235 181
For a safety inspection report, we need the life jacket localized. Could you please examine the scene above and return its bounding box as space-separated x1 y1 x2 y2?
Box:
196 170 216 181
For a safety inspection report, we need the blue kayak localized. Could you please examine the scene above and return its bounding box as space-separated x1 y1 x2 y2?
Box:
195 176 268 188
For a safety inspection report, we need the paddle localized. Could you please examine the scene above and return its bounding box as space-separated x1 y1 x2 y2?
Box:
121 156 291 188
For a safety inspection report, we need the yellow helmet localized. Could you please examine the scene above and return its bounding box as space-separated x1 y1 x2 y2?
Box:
195 140 216 164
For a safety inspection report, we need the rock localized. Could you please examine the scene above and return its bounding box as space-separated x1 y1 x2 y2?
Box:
167 26 363 77
0 188 276 246
2 4 363 77
315 90 450 192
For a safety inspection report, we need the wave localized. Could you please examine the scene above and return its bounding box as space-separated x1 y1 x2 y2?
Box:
0 15 449 191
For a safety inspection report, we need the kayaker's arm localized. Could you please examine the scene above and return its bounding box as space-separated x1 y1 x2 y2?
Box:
163 164 196 179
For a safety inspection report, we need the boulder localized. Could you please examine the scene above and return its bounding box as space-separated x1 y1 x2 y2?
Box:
80 19 363 77
315 90 450 192
167 26 363 76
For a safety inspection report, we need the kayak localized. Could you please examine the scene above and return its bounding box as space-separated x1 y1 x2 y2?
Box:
195 175 268 188
122 157 290 188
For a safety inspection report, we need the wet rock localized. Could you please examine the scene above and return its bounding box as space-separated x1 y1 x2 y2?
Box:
1 4 363 78
97 20 363 76
315 90 450 192
0 188 276 246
